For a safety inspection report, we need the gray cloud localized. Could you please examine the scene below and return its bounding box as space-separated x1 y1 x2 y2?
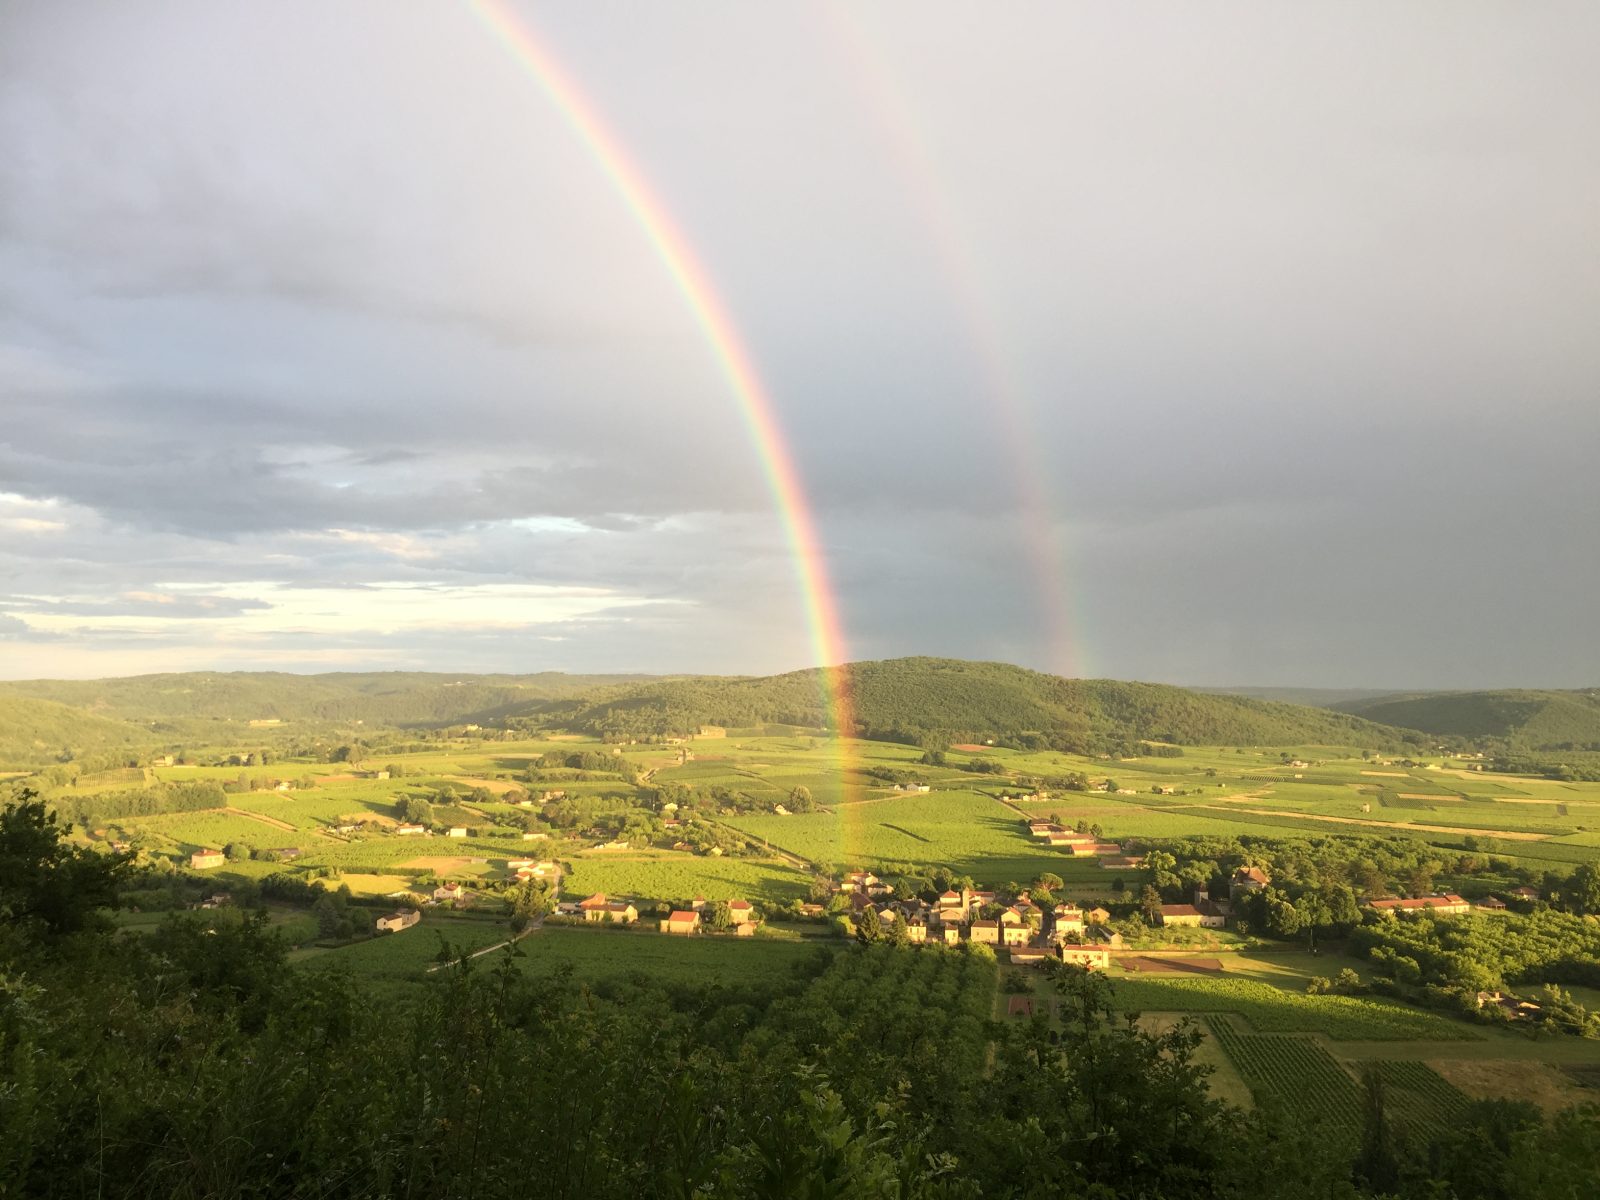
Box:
1 1 1596 685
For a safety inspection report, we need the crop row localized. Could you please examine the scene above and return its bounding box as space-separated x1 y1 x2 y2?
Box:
1110 977 1476 1041
1206 1017 1362 1137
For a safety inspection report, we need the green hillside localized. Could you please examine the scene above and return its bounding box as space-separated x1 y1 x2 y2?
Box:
0 670 655 728
1334 689 1600 749
556 657 1409 750
0 695 148 767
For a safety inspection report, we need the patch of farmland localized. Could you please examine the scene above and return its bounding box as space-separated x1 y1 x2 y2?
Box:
557 852 810 906
1207 1017 1361 1142
514 925 833 987
1111 977 1478 1040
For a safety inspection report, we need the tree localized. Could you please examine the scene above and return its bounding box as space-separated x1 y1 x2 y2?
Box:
1294 891 1329 953
854 906 883 944
1138 885 1163 925
1352 1066 1402 1193
788 786 815 813
1564 863 1600 915
398 796 433 826
0 793 131 942
705 901 735 933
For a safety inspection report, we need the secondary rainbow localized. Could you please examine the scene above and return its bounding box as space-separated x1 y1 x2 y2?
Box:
469 2 864 821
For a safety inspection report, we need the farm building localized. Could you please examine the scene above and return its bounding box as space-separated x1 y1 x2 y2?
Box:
375 910 421 934
1158 903 1224 929
395 824 427 836
446 827 467 839
1367 894 1470 916
1476 895 1508 911
433 884 464 903
190 850 225 870
1510 886 1540 902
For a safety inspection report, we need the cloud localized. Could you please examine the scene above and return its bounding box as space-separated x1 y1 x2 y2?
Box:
0 2 1596 685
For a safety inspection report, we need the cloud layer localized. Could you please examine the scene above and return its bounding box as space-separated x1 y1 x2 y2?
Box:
2 2 1597 686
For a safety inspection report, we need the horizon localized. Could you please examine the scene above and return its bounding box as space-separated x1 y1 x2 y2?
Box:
3 2 1597 688
0 653 1586 698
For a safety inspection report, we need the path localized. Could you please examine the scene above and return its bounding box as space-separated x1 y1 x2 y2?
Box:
423 918 543 973
221 806 297 832
1177 802 1551 841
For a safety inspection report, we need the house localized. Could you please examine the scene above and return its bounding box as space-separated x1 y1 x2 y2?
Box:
1090 927 1124 948
1510 886 1540 903
1010 948 1050 966
733 921 756 936
190 850 225 870
999 908 1023 927
541 790 567 801
150 754 175 768
1476 895 1508 911
1085 906 1111 926
969 920 1000 944
661 909 700 935
594 839 632 852
1367 894 1471 916
374 770 391 781
936 907 966 927
1053 904 1085 936
894 782 931 793
938 889 964 907
1230 867 1270 899
516 798 535 808
727 899 756 925
446 827 467 839
375 909 421 933
433 884 464 903
1000 924 1031 947
1058 944 1111 970
395 824 427 836
845 871 881 891
970 890 997 907
1475 990 1542 1019
505 859 536 871
521 831 549 841
578 892 637 923
799 903 825 918
905 919 928 944
938 924 962 945
1100 856 1144 870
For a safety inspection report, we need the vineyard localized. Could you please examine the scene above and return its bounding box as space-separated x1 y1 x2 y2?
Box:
1206 1017 1362 1140
1109 976 1477 1040
1207 1018 1473 1143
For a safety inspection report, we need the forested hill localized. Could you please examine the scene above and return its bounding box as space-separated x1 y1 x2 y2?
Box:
0 695 148 765
1332 689 1600 749
556 657 1410 751
0 671 655 728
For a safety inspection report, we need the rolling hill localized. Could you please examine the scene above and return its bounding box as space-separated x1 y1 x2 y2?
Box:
0 671 656 728
0 695 149 767
552 657 1411 750
1332 689 1600 749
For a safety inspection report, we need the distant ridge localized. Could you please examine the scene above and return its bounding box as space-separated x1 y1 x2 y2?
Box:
1331 688 1600 749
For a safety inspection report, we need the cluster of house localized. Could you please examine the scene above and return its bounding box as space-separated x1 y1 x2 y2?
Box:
394 823 470 838
658 897 758 936
1025 819 1128 862
824 871 1126 969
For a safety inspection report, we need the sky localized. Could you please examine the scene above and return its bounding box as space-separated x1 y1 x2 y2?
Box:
1 1 1597 688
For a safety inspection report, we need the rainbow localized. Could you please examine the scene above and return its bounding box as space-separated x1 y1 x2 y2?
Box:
818 3 1083 678
469 1 866 839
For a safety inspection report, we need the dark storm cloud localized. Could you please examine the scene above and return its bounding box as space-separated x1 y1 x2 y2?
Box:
1 1 1597 684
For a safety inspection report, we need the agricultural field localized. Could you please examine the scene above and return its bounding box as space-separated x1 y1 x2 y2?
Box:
558 850 812 906
1107 976 1477 1040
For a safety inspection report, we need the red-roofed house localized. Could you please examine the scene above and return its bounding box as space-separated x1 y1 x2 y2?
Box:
660 910 700 935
